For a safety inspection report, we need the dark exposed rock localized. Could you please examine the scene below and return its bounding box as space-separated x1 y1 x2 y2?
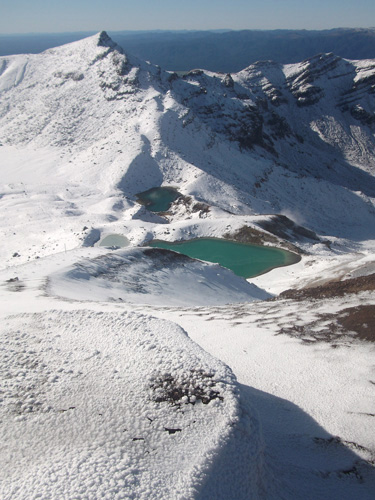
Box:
191 202 210 214
151 370 223 406
186 69 204 77
337 305 375 342
97 31 114 48
222 73 234 88
224 225 277 245
257 215 321 244
164 427 182 434
276 302 375 346
167 195 210 218
294 86 324 107
143 247 194 265
223 224 302 254
279 273 375 301
350 104 375 125
288 53 342 86
168 72 179 83
266 112 292 139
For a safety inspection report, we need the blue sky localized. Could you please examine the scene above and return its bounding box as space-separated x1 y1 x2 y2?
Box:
1 0 375 34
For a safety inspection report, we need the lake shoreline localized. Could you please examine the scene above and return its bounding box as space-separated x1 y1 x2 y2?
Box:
149 237 301 279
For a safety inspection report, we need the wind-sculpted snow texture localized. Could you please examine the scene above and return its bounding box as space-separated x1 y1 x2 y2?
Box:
0 310 266 500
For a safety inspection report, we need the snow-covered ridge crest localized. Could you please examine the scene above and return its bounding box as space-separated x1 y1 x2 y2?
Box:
97 30 123 51
42 29 125 60
0 31 141 147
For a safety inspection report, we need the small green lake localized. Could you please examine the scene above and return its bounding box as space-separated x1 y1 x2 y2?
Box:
137 187 180 212
149 238 300 278
98 234 130 248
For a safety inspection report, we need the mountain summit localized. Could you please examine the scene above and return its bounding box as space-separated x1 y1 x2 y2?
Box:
97 30 121 49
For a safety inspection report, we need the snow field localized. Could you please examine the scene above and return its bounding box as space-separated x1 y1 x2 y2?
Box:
0 310 265 500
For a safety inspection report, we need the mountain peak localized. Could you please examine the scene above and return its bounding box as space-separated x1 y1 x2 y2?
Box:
97 31 117 49
92 31 124 55
37 30 124 60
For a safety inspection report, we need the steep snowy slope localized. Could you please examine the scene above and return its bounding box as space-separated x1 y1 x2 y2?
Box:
171 55 375 239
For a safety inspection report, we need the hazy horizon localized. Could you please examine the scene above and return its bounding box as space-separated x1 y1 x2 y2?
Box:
1 26 375 37
1 0 375 34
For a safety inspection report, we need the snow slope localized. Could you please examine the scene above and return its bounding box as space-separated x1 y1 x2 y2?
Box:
48 247 270 306
0 307 264 500
1 246 374 499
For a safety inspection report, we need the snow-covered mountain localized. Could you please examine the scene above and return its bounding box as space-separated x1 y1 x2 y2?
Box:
1 30 375 265
1 32 375 499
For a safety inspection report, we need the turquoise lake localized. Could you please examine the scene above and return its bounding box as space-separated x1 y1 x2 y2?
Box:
149 238 300 278
99 234 130 248
137 187 180 212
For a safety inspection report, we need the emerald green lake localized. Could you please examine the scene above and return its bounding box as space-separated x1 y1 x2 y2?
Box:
98 234 130 248
137 187 180 212
149 238 300 278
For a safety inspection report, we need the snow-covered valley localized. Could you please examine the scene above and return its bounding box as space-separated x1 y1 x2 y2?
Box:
0 32 375 499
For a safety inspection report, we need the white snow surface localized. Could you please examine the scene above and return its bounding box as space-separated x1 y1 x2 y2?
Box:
1 32 375 499
48 247 270 306
0 308 262 500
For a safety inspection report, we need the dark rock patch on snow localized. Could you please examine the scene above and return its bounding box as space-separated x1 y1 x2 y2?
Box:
224 223 302 254
337 305 375 343
280 273 375 301
257 215 323 245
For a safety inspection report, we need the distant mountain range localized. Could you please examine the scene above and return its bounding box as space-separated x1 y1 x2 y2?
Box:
2 28 375 72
